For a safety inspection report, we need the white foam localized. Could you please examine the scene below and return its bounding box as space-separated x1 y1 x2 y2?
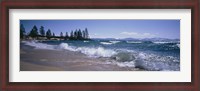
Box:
23 41 117 58
83 41 89 42
153 41 179 44
100 41 120 45
23 41 55 50
153 41 170 44
100 42 113 45
126 41 142 44
116 61 135 67
58 43 76 51
58 43 117 57
109 41 120 44
76 47 117 57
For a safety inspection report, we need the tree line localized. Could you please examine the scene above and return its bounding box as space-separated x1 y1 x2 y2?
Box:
20 24 90 40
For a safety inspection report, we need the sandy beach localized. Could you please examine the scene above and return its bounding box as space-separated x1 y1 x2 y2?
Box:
20 43 140 71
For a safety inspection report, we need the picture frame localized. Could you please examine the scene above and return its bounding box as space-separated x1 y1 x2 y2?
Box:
1 0 199 91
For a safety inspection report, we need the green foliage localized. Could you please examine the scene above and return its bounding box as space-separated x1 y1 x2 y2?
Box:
70 31 74 39
53 33 55 37
77 29 82 39
85 28 89 39
60 32 63 38
29 25 38 38
46 29 52 39
24 25 90 40
39 26 45 36
68 28 89 40
20 24 26 39
65 32 69 40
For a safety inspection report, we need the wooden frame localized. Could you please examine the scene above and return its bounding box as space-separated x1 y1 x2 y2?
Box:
0 0 199 91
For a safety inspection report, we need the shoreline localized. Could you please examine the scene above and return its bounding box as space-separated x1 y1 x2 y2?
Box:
20 43 141 71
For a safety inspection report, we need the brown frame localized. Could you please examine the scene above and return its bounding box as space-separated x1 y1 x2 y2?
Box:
0 0 199 91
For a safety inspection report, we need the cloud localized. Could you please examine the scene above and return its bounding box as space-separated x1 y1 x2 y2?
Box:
120 31 156 38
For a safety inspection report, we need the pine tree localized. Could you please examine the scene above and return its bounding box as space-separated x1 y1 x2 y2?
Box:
85 28 89 39
82 30 85 39
60 32 63 38
74 29 78 39
77 29 82 39
39 26 45 36
20 24 26 39
70 31 74 39
46 29 52 39
29 25 38 38
53 33 55 37
65 32 69 40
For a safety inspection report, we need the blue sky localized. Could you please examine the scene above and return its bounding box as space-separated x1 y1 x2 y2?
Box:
20 20 180 39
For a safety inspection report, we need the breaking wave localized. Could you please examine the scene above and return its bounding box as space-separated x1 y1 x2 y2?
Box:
126 41 142 44
100 41 120 45
23 41 55 50
23 41 117 58
100 42 113 45
59 43 117 57
109 51 179 71
22 41 180 71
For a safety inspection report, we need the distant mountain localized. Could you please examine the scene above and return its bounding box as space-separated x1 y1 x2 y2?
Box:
92 38 118 40
141 38 179 42
121 38 139 41
91 37 180 42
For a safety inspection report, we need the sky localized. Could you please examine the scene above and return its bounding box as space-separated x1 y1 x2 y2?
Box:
20 20 180 39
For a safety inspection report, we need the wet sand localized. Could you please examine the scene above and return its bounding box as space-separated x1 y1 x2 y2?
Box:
20 44 140 71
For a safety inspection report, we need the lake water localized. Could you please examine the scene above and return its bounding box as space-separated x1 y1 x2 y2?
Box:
22 38 180 71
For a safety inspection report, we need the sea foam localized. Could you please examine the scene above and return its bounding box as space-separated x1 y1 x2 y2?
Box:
100 41 120 45
23 41 55 50
58 43 117 57
126 41 142 44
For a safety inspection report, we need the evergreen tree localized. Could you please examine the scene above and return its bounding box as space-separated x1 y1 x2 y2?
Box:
82 30 86 39
85 28 89 39
65 32 69 40
29 25 38 38
74 29 78 39
60 32 63 38
77 29 82 39
39 26 45 36
46 29 52 39
20 24 26 39
70 31 74 39
53 33 55 37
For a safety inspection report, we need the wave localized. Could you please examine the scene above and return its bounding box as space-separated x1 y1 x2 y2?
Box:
59 43 117 57
83 41 89 43
126 41 142 44
153 41 171 44
58 43 76 51
23 41 117 58
109 51 179 71
135 52 179 71
22 41 180 71
100 42 113 45
23 41 55 50
153 41 179 44
109 41 120 44
76 47 117 57
100 41 120 45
